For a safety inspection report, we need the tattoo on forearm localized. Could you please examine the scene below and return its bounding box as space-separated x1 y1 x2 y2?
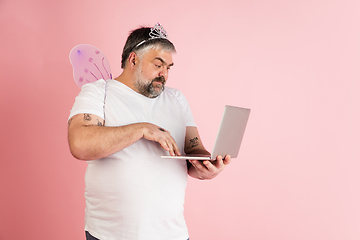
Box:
97 119 103 126
68 117 74 126
187 137 199 149
84 114 92 122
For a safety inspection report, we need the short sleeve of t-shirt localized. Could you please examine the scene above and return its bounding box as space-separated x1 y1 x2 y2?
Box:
165 87 196 127
68 79 107 120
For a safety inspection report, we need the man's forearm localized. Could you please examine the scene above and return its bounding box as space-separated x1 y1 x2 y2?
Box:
69 123 145 160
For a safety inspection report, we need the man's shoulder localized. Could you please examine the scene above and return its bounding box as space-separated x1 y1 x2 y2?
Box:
163 86 184 97
162 87 190 106
80 79 106 90
79 79 107 94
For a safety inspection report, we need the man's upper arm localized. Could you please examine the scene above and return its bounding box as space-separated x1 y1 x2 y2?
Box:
68 113 104 129
68 113 105 144
67 113 105 159
184 126 210 155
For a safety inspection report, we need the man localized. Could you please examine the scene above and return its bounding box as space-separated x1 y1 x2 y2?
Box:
68 23 231 240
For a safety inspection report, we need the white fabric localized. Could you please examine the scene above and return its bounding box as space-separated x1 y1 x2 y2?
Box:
69 79 196 240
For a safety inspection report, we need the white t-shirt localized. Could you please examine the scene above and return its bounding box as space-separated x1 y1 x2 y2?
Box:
69 79 196 240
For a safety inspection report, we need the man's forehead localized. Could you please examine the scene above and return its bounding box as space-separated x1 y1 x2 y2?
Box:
144 48 174 65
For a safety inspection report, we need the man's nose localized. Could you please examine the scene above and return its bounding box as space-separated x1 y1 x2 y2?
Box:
158 68 168 80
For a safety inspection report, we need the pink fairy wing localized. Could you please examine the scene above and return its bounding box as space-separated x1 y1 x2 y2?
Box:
69 44 112 88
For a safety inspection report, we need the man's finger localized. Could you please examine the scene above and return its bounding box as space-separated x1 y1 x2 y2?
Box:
189 160 204 171
223 155 231 165
167 133 180 156
165 139 176 156
172 141 181 156
159 139 170 151
203 160 217 171
166 136 179 156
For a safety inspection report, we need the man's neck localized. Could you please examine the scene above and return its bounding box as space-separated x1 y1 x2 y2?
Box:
114 69 136 91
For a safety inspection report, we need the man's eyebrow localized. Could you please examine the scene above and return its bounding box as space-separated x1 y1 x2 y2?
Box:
155 57 174 67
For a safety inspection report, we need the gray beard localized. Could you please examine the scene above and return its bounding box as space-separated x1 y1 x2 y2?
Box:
135 76 166 98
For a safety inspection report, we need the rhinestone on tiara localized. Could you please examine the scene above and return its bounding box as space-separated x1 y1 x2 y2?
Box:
135 23 169 48
149 23 168 39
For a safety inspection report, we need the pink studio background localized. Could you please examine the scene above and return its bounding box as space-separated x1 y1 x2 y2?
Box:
1 0 359 239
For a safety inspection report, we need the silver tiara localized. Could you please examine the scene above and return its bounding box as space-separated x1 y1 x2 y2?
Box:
135 23 168 48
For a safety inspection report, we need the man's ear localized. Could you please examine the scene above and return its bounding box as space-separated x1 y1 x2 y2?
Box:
128 52 138 69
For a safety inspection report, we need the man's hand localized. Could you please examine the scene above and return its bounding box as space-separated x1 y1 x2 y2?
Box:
187 155 231 180
141 123 181 156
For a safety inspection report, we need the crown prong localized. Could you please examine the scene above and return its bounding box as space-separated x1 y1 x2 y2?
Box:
135 23 169 48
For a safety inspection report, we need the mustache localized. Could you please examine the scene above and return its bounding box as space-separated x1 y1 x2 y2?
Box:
151 76 166 85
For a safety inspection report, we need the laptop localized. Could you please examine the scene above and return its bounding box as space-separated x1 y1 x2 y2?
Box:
161 105 251 160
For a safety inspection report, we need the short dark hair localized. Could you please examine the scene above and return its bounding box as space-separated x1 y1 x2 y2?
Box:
121 26 176 69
